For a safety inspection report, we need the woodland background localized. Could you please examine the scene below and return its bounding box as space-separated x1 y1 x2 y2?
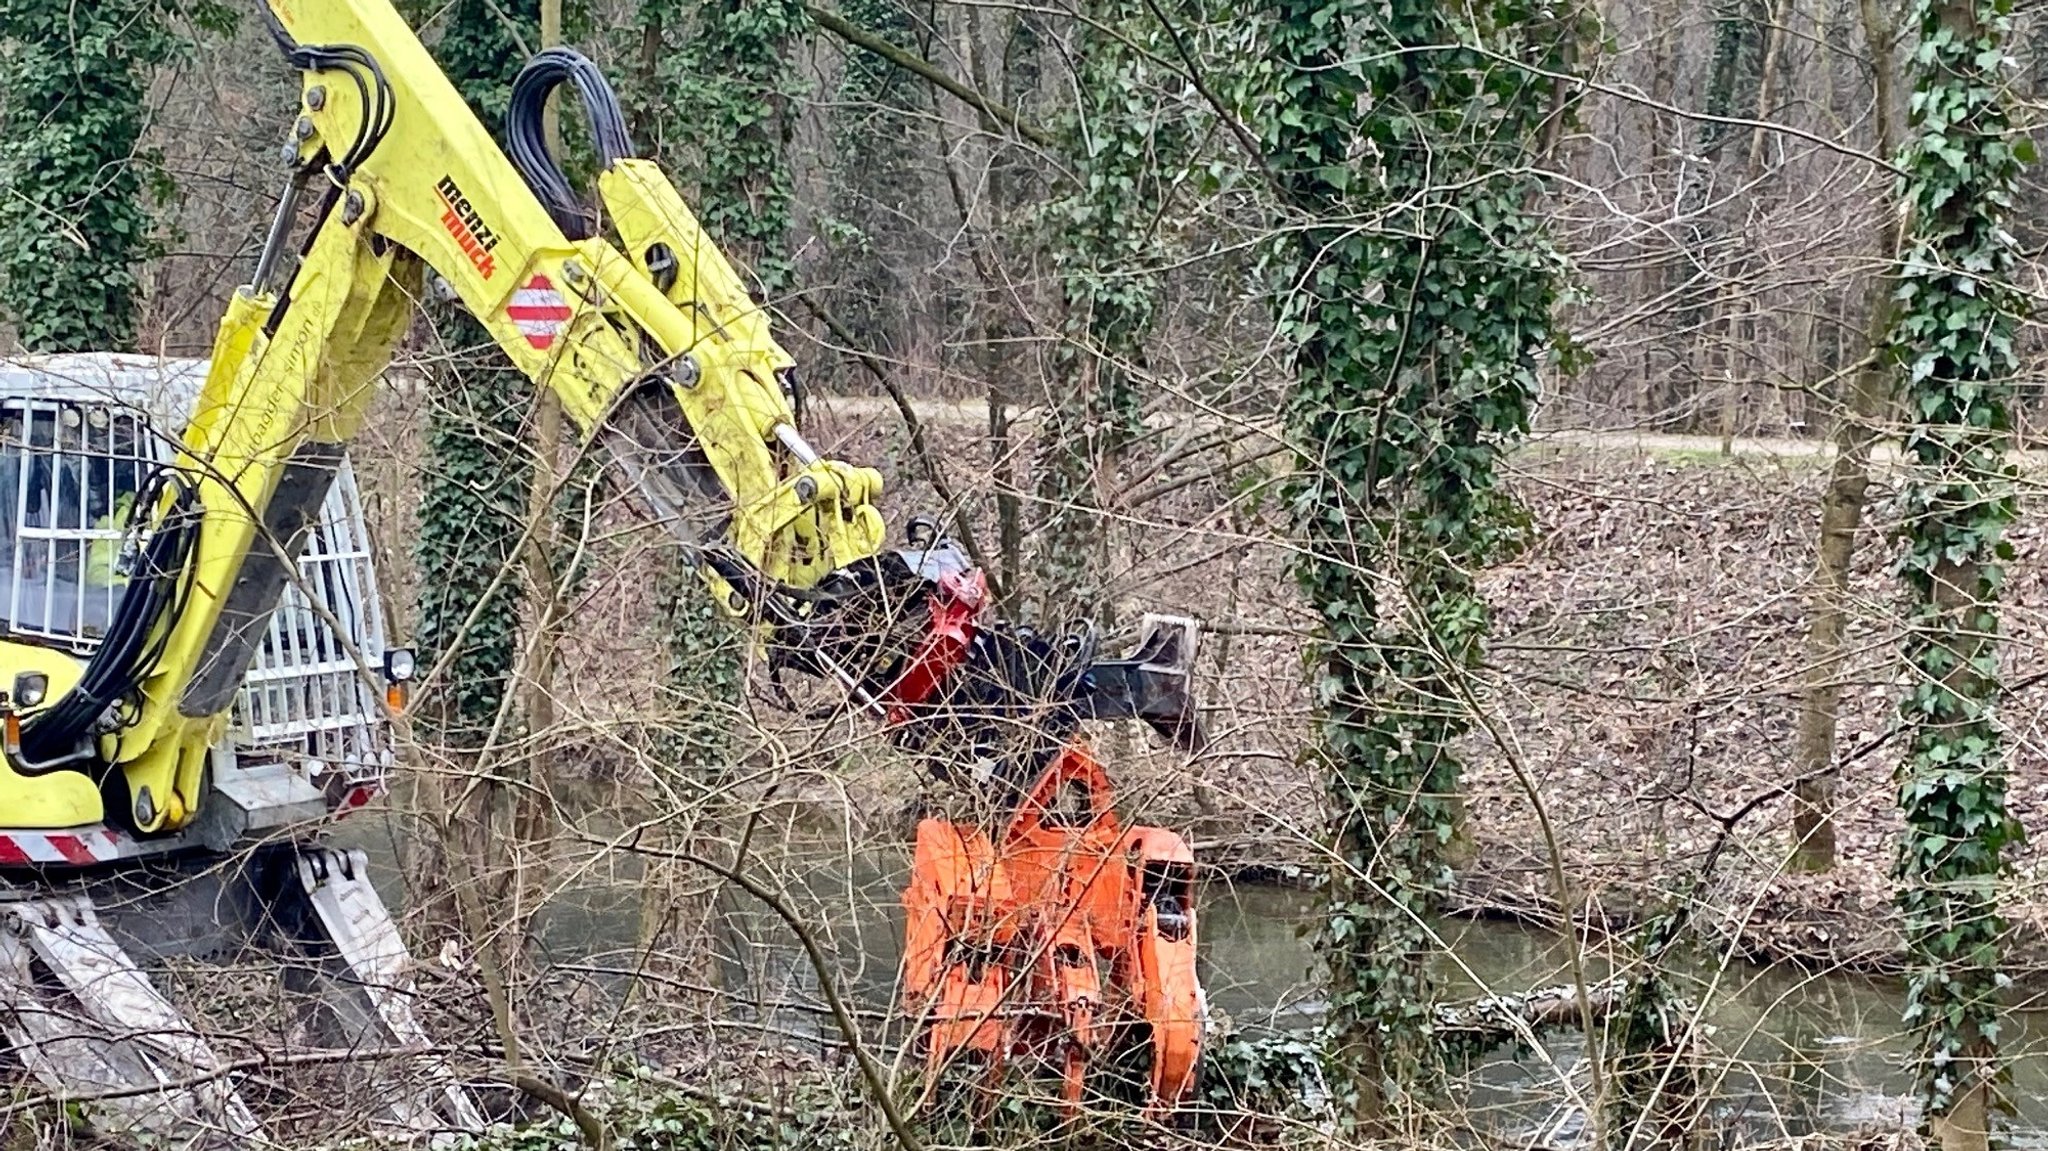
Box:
2 0 2046 1147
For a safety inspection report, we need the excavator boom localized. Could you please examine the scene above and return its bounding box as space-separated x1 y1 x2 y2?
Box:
41 4 893 834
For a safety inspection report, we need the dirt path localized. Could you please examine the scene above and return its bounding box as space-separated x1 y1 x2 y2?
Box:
805 393 2048 471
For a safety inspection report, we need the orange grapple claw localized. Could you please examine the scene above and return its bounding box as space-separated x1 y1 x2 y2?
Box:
899 743 1206 1119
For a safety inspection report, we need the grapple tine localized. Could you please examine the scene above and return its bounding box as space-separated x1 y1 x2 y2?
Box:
1129 613 1206 752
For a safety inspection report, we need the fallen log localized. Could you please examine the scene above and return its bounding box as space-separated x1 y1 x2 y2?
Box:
1433 976 1683 1052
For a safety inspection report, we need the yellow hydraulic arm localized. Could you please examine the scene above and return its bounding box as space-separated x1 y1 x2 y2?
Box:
5 0 889 832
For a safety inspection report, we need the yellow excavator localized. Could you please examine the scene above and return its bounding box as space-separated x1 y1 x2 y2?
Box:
0 2 1207 1141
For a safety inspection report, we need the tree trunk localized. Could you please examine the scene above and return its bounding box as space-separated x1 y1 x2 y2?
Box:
501 0 569 950
1789 300 1891 870
540 0 562 147
1934 1045 1993 1151
990 392 1021 599
1924 551 1998 1151
1714 0 1792 454
1887 0 2023 1139
1644 6 1679 420
1788 0 1900 872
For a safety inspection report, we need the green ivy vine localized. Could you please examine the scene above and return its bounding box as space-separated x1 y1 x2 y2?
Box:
817 0 925 350
451 1068 860 1151
1887 0 2029 1131
1049 0 1160 424
631 0 805 769
1697 0 1768 157
414 361 536 740
638 0 807 295
651 560 745 774
414 0 544 744
0 0 224 351
1261 0 1569 1120
1029 0 1185 621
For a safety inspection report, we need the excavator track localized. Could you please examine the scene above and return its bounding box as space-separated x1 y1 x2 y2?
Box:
0 845 481 1146
294 846 485 1132
0 892 262 1147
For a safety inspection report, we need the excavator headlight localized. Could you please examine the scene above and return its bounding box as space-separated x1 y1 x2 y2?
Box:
11 673 48 710
381 649 416 716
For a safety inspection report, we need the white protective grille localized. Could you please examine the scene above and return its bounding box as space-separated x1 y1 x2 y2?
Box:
0 355 393 802
0 399 154 647
235 460 392 792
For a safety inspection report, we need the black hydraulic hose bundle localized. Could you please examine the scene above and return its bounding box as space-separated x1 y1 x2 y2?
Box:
18 471 202 768
261 14 395 181
506 48 637 240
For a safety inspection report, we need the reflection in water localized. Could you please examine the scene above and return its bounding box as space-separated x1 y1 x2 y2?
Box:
332 826 2048 1143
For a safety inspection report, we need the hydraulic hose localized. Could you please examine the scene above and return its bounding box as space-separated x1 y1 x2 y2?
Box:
506 48 637 240
18 471 202 768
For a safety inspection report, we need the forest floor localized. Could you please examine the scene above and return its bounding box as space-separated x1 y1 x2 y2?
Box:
905 406 2048 994
1194 430 2048 997
1453 436 2048 995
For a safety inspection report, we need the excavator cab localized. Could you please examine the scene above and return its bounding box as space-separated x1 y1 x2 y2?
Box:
0 355 474 1145
0 354 401 841
0 394 148 645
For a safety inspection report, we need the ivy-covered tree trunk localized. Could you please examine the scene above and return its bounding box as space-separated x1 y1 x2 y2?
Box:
645 0 804 293
414 359 535 746
1264 0 1566 1124
414 1 541 751
627 0 799 968
407 7 545 1020
1030 0 1164 624
1888 0 2028 1145
0 0 181 351
633 0 800 773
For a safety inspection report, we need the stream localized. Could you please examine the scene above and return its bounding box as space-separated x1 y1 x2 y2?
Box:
334 821 2048 1144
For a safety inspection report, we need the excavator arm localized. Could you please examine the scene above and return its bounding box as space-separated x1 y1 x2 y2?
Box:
0 0 1209 1118
21 5 898 832
4 0 1197 847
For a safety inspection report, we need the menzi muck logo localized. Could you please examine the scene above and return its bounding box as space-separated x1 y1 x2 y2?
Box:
435 175 499 279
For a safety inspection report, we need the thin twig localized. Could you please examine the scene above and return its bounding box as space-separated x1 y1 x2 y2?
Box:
806 5 1054 148
671 848 927 1151
1459 42 1907 177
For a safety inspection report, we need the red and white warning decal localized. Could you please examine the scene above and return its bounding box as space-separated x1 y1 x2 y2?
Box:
506 274 573 351
333 783 383 818
0 827 141 867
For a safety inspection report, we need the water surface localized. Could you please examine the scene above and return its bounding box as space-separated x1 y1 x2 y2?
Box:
337 821 2048 1142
